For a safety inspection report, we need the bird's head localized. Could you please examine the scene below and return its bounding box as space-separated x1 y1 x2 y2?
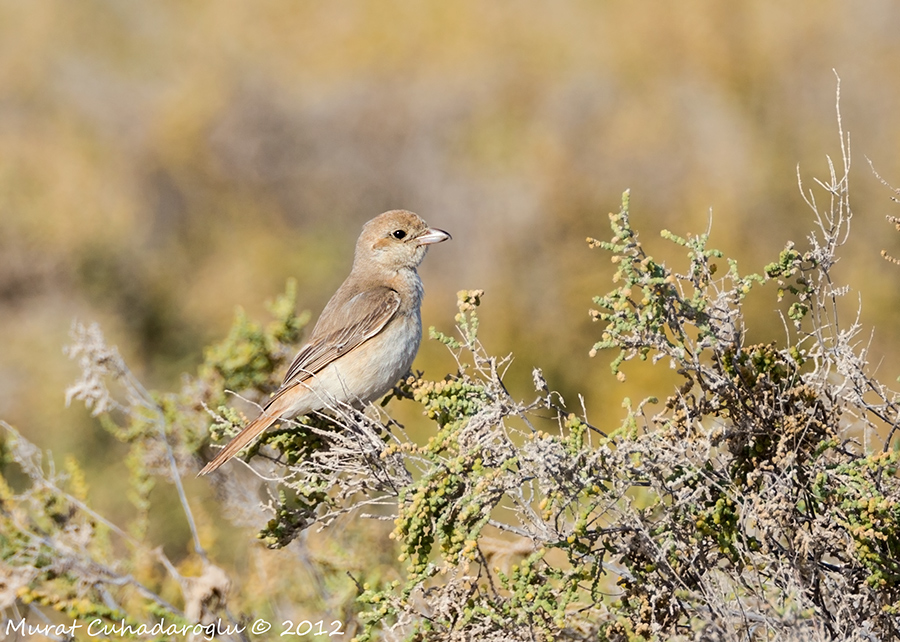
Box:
354 209 451 273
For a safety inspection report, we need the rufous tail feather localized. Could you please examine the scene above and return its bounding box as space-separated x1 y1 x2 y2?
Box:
198 409 283 475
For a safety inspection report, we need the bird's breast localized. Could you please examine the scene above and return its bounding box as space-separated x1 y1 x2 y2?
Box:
296 309 422 411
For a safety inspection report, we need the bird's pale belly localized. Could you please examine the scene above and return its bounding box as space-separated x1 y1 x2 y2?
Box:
284 313 421 416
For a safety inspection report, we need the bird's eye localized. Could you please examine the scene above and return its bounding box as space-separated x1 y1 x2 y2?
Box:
392 229 407 240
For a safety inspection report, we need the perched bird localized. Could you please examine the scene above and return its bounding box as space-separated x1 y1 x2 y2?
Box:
199 210 450 475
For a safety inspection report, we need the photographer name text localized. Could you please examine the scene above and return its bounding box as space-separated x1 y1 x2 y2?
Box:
6 616 345 639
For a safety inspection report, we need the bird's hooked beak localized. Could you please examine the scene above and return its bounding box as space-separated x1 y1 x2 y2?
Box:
415 227 452 246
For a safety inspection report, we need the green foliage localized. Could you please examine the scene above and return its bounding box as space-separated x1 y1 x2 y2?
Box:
588 190 764 377
577 186 900 639
201 278 309 404
817 450 900 595
0 281 310 637
0 424 176 637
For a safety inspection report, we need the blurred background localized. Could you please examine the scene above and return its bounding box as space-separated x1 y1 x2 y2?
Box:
3 1 900 527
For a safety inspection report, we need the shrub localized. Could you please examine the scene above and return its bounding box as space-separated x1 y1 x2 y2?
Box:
2 113 899 642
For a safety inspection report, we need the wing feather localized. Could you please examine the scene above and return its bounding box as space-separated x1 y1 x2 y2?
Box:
272 288 401 402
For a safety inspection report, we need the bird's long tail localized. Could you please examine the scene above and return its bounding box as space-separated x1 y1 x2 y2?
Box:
198 407 283 476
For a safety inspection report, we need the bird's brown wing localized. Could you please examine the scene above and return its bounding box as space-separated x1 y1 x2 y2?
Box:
197 287 400 476
273 287 401 401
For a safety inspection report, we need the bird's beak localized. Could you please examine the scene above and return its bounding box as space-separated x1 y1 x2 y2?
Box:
415 228 452 246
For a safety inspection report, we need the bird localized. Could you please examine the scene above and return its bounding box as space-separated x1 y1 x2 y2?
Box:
198 210 451 475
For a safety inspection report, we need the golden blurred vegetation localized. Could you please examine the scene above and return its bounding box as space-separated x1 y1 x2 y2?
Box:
3 0 900 601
